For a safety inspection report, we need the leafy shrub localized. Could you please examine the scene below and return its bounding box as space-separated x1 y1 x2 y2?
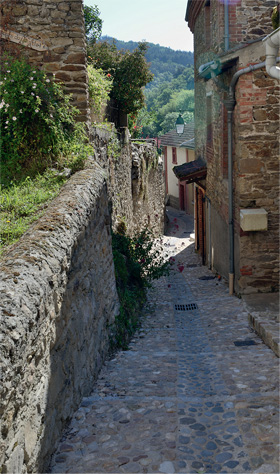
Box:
87 65 112 115
87 41 153 115
0 55 92 186
110 227 170 350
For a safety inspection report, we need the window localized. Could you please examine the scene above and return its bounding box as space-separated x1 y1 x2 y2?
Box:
172 147 177 164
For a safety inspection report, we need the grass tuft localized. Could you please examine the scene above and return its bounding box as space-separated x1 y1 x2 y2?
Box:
0 170 67 257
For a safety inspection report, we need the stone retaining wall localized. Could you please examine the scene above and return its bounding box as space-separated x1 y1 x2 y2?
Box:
92 126 165 236
0 128 165 473
0 163 119 473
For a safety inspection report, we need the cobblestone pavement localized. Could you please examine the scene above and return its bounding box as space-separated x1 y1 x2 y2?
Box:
50 208 279 474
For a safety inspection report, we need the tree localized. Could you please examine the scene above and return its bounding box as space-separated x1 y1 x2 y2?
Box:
87 41 153 115
84 5 102 45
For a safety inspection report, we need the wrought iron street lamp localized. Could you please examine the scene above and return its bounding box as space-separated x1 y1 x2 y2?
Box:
175 112 184 135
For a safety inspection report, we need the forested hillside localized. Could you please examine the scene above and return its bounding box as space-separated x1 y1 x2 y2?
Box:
101 36 194 136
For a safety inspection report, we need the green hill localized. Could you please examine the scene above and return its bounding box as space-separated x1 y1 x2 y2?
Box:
101 36 194 89
100 36 194 136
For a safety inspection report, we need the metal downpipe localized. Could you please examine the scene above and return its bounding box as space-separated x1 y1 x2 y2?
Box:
224 0 229 51
224 97 235 295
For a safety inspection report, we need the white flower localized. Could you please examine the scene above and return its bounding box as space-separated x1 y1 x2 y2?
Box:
21 90 24 94
0 81 3 85
19 109 22 113
30 77 34 80
5 104 9 108
5 126 8 129
50 113 53 118
31 92 35 96
12 116 17 121
7 70 10 73
33 71 36 74
35 109 39 113
4 77 6 80
0 100 5 109
32 85 36 89
46 79 50 83
5 121 9 124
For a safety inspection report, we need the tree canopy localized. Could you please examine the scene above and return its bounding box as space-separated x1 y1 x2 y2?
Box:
87 41 153 115
84 4 103 45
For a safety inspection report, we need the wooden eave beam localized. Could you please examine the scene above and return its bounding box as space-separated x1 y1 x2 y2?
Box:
187 0 205 33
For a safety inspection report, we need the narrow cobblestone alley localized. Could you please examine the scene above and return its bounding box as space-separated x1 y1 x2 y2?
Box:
49 208 279 474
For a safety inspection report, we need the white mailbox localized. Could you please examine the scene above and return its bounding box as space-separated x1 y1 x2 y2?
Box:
240 208 268 232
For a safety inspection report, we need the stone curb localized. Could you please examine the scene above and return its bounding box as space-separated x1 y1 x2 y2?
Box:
248 312 280 358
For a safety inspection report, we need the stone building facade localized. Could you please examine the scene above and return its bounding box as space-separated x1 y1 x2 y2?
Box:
185 0 279 294
0 0 90 122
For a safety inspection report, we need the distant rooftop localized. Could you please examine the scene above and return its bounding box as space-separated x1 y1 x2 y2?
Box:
159 122 195 148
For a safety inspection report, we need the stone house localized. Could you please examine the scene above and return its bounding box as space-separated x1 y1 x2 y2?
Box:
160 123 195 215
182 0 279 295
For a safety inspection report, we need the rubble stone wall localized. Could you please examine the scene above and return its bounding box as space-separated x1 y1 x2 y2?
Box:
235 67 279 293
0 128 165 473
199 39 279 293
0 164 120 473
0 0 90 122
192 0 276 67
92 126 165 236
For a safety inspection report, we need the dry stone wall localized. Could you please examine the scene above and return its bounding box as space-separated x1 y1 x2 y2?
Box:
0 127 165 473
92 126 165 236
0 163 119 473
0 0 90 122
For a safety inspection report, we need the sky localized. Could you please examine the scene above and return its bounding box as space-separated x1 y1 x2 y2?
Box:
83 0 194 52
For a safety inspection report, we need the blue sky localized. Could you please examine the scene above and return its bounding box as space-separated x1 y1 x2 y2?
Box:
83 0 193 52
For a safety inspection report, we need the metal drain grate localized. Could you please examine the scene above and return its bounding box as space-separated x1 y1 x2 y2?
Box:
175 303 198 311
198 276 216 280
234 339 257 347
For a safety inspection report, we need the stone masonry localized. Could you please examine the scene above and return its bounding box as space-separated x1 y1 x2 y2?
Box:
0 162 120 473
0 0 90 122
187 0 279 293
92 126 165 237
0 127 165 473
